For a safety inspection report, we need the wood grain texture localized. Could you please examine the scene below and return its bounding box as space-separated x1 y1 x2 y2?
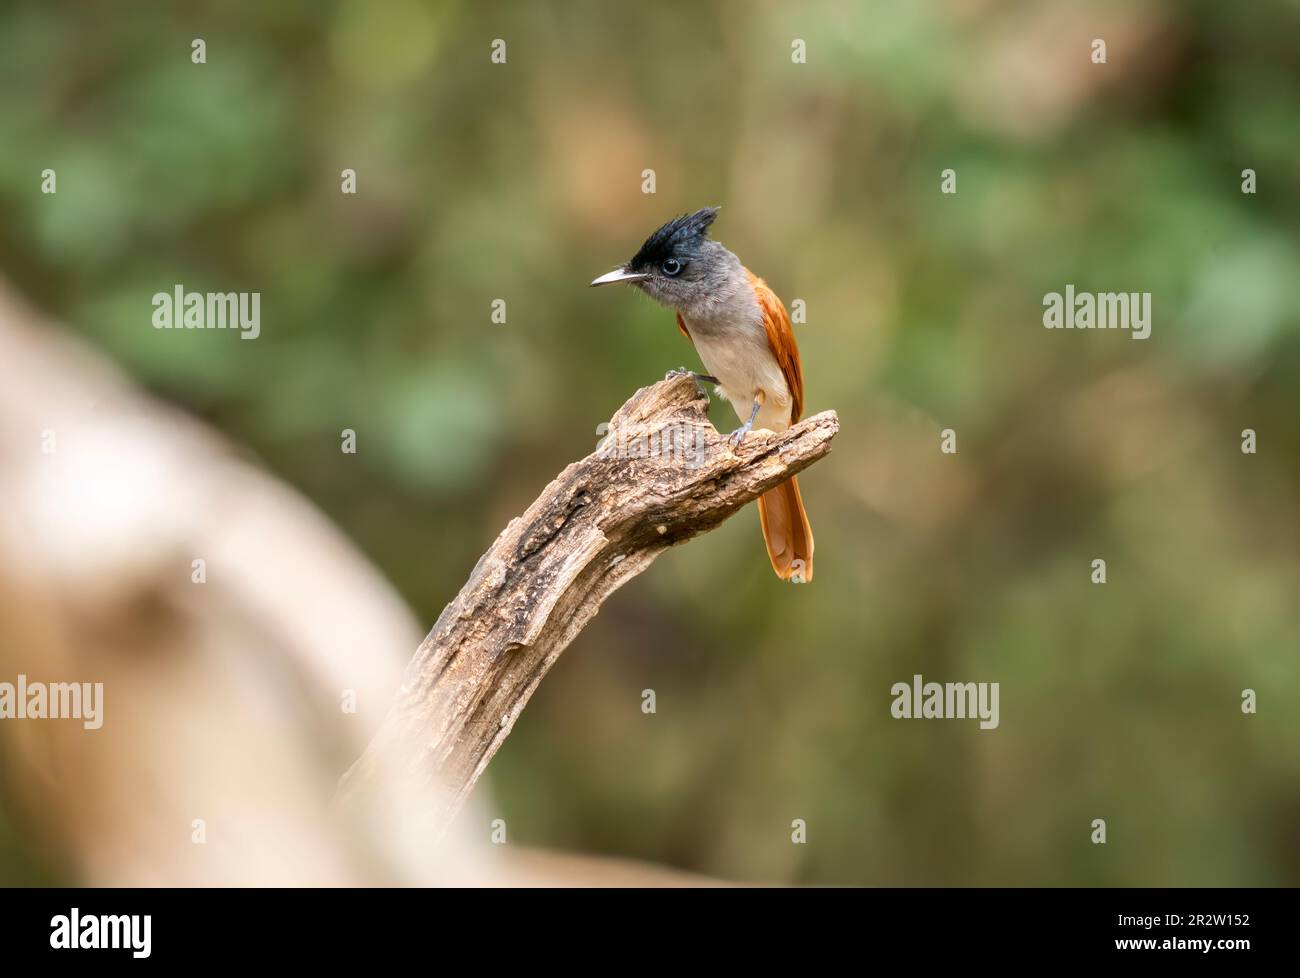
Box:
336 373 839 830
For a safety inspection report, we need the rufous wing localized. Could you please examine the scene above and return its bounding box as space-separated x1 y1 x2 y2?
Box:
745 268 803 423
743 269 812 581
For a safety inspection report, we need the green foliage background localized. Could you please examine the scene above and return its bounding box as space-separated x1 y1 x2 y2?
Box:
2 0 1298 884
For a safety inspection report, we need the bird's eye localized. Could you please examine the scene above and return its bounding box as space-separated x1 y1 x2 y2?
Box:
661 258 682 276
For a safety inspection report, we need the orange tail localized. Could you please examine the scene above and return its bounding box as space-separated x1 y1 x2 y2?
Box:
757 475 814 583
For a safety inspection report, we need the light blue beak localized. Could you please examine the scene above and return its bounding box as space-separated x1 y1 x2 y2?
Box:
590 267 649 287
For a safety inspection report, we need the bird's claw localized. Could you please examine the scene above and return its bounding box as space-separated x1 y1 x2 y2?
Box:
665 367 712 401
727 424 751 449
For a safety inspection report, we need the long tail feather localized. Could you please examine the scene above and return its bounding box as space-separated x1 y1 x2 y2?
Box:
756 475 814 583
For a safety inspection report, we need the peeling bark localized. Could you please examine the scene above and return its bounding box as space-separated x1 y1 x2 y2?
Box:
337 373 839 830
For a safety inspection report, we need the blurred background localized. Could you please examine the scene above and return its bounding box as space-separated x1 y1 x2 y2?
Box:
1 0 1298 886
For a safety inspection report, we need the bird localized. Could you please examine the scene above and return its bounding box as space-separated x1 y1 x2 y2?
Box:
591 206 813 583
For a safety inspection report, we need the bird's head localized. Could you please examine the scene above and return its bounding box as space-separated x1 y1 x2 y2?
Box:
590 206 736 312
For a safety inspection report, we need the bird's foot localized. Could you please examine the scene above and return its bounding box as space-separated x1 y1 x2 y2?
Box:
730 395 764 449
665 367 717 400
727 420 754 449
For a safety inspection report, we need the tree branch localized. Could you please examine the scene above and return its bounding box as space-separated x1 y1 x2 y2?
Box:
336 373 839 829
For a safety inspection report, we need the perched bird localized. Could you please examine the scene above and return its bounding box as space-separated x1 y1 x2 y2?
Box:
591 206 813 583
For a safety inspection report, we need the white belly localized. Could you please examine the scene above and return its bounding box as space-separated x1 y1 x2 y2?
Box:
683 304 792 433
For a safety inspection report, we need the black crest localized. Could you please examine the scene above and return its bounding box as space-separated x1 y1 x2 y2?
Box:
629 206 720 269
